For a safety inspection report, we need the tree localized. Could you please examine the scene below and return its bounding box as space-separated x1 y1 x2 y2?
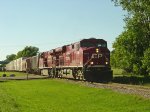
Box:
142 48 150 75
16 46 39 58
22 46 39 57
6 54 16 62
111 0 150 75
16 51 23 59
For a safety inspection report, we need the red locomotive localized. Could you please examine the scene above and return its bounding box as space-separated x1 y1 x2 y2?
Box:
39 38 113 81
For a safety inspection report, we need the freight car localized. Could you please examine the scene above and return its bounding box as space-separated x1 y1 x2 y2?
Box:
39 38 113 81
6 57 27 72
26 56 39 74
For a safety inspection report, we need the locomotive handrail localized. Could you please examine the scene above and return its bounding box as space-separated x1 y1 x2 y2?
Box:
83 57 93 67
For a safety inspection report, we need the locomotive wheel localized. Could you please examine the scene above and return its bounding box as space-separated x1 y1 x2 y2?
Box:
52 68 58 78
72 69 77 79
75 70 79 80
55 69 58 78
48 69 53 78
58 70 60 78
60 70 63 78
40 70 43 75
78 70 84 81
73 70 84 80
75 71 78 80
58 70 63 78
78 70 81 80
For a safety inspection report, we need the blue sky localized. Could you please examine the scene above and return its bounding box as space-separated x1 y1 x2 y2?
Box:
0 0 125 60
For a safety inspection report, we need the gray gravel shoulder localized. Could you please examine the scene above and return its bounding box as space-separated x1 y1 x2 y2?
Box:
62 79 150 99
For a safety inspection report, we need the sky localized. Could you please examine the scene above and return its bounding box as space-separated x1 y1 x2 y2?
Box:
0 0 125 60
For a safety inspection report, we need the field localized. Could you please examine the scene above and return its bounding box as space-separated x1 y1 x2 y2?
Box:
0 79 150 112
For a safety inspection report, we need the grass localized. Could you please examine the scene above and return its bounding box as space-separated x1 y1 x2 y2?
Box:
0 79 150 112
112 68 124 76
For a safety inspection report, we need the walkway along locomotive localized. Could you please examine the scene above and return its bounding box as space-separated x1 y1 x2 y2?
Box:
39 38 113 81
5 38 113 81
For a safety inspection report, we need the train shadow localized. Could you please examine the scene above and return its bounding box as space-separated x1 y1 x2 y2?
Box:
112 75 150 85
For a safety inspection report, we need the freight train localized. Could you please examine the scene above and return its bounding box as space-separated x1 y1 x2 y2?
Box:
6 38 113 81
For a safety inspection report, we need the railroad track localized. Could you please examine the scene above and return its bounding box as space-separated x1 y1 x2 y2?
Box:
61 78 150 99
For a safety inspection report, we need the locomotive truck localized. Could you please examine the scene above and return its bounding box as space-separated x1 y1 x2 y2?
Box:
6 38 113 82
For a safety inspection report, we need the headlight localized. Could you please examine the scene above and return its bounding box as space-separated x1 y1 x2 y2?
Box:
90 62 94 65
96 48 99 53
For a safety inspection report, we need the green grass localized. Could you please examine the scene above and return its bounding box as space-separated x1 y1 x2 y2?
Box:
112 68 124 76
0 79 150 112
0 71 28 77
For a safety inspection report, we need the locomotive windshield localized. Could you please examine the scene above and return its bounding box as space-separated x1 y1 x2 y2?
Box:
81 41 107 48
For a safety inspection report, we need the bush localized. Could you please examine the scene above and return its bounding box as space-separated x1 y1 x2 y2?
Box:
142 48 150 75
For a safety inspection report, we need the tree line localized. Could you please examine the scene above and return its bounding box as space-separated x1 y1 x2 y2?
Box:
5 46 39 63
111 0 150 76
